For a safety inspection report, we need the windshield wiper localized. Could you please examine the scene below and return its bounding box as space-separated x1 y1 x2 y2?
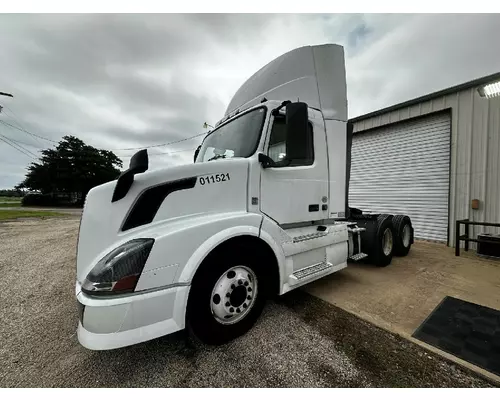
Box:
208 154 227 162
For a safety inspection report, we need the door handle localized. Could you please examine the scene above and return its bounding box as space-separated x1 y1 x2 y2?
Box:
308 204 319 212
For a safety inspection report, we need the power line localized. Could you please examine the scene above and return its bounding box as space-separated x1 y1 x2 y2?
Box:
0 135 36 159
0 133 42 149
0 132 38 158
0 122 40 158
0 120 58 143
158 147 198 155
0 113 207 153
113 132 206 151
1 104 45 146
120 147 197 158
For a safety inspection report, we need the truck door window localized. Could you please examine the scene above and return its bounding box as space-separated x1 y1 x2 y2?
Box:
267 117 314 166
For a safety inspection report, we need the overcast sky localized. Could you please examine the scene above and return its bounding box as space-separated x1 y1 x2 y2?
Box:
1 13 500 189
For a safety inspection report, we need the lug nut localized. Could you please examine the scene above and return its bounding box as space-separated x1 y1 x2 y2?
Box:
244 281 249 286
236 308 241 313
248 287 252 292
238 279 243 285
229 307 234 313
225 302 230 307
243 303 247 309
247 295 252 300
231 284 235 289
226 292 230 298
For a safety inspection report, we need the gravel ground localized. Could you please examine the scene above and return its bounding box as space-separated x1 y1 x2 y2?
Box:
0 206 82 214
0 217 495 387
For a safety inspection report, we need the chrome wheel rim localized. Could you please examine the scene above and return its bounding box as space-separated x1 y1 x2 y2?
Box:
210 265 257 325
402 224 411 247
382 228 393 256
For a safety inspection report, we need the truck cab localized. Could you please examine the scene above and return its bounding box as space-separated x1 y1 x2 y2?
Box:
75 44 413 350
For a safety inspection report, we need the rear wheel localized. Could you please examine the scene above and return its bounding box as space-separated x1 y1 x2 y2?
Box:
393 215 413 256
372 214 394 267
186 244 268 345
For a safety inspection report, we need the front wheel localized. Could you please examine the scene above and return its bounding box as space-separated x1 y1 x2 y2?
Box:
186 246 267 345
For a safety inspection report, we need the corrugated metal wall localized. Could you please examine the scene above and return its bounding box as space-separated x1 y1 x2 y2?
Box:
352 88 500 247
350 113 451 242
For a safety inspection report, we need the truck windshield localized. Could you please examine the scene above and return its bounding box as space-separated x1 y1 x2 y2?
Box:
196 107 266 163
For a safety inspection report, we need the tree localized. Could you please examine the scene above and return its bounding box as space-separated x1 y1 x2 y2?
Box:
17 135 123 205
0 188 24 197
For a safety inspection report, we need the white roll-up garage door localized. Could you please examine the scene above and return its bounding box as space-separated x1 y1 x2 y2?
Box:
349 113 451 242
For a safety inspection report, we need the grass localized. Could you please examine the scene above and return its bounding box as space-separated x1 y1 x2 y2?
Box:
0 202 21 208
0 210 64 221
0 196 23 201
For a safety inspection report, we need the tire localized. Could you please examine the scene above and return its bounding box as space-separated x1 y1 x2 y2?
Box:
392 215 413 256
372 214 394 267
186 243 268 345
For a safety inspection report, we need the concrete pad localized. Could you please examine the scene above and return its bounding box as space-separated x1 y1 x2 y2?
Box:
303 241 500 383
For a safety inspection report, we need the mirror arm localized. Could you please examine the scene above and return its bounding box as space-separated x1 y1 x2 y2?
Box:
271 100 291 116
279 158 291 167
258 153 276 168
258 153 292 168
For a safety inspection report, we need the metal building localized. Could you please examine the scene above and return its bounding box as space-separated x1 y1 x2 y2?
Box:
349 72 500 247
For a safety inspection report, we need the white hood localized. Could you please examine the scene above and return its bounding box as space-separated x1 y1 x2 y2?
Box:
222 44 347 124
76 158 250 282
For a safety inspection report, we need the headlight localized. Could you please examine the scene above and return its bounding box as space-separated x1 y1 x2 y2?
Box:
82 238 154 296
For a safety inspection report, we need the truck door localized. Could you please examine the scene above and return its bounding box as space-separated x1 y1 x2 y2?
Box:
260 111 329 225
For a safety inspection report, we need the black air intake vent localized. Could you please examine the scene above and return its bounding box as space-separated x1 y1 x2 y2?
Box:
122 177 197 231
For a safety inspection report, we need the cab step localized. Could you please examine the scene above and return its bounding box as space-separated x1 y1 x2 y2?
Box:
289 261 333 284
349 252 368 261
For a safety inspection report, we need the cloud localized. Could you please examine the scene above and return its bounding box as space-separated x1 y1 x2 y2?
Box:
1 13 500 188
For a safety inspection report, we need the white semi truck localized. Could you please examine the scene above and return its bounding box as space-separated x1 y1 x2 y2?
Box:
75 43 414 350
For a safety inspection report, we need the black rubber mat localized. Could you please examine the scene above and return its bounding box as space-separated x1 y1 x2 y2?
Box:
413 296 500 376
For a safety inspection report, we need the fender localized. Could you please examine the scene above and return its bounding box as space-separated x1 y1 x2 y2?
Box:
179 219 262 283
172 214 288 327
177 213 289 288
171 213 264 330
129 212 263 291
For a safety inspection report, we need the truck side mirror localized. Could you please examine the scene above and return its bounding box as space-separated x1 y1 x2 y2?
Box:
285 102 309 162
112 149 148 203
129 148 148 174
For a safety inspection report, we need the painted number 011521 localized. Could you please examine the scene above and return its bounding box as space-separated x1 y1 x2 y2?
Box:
199 173 230 185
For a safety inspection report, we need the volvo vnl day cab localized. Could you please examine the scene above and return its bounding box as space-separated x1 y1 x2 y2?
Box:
75 43 414 350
